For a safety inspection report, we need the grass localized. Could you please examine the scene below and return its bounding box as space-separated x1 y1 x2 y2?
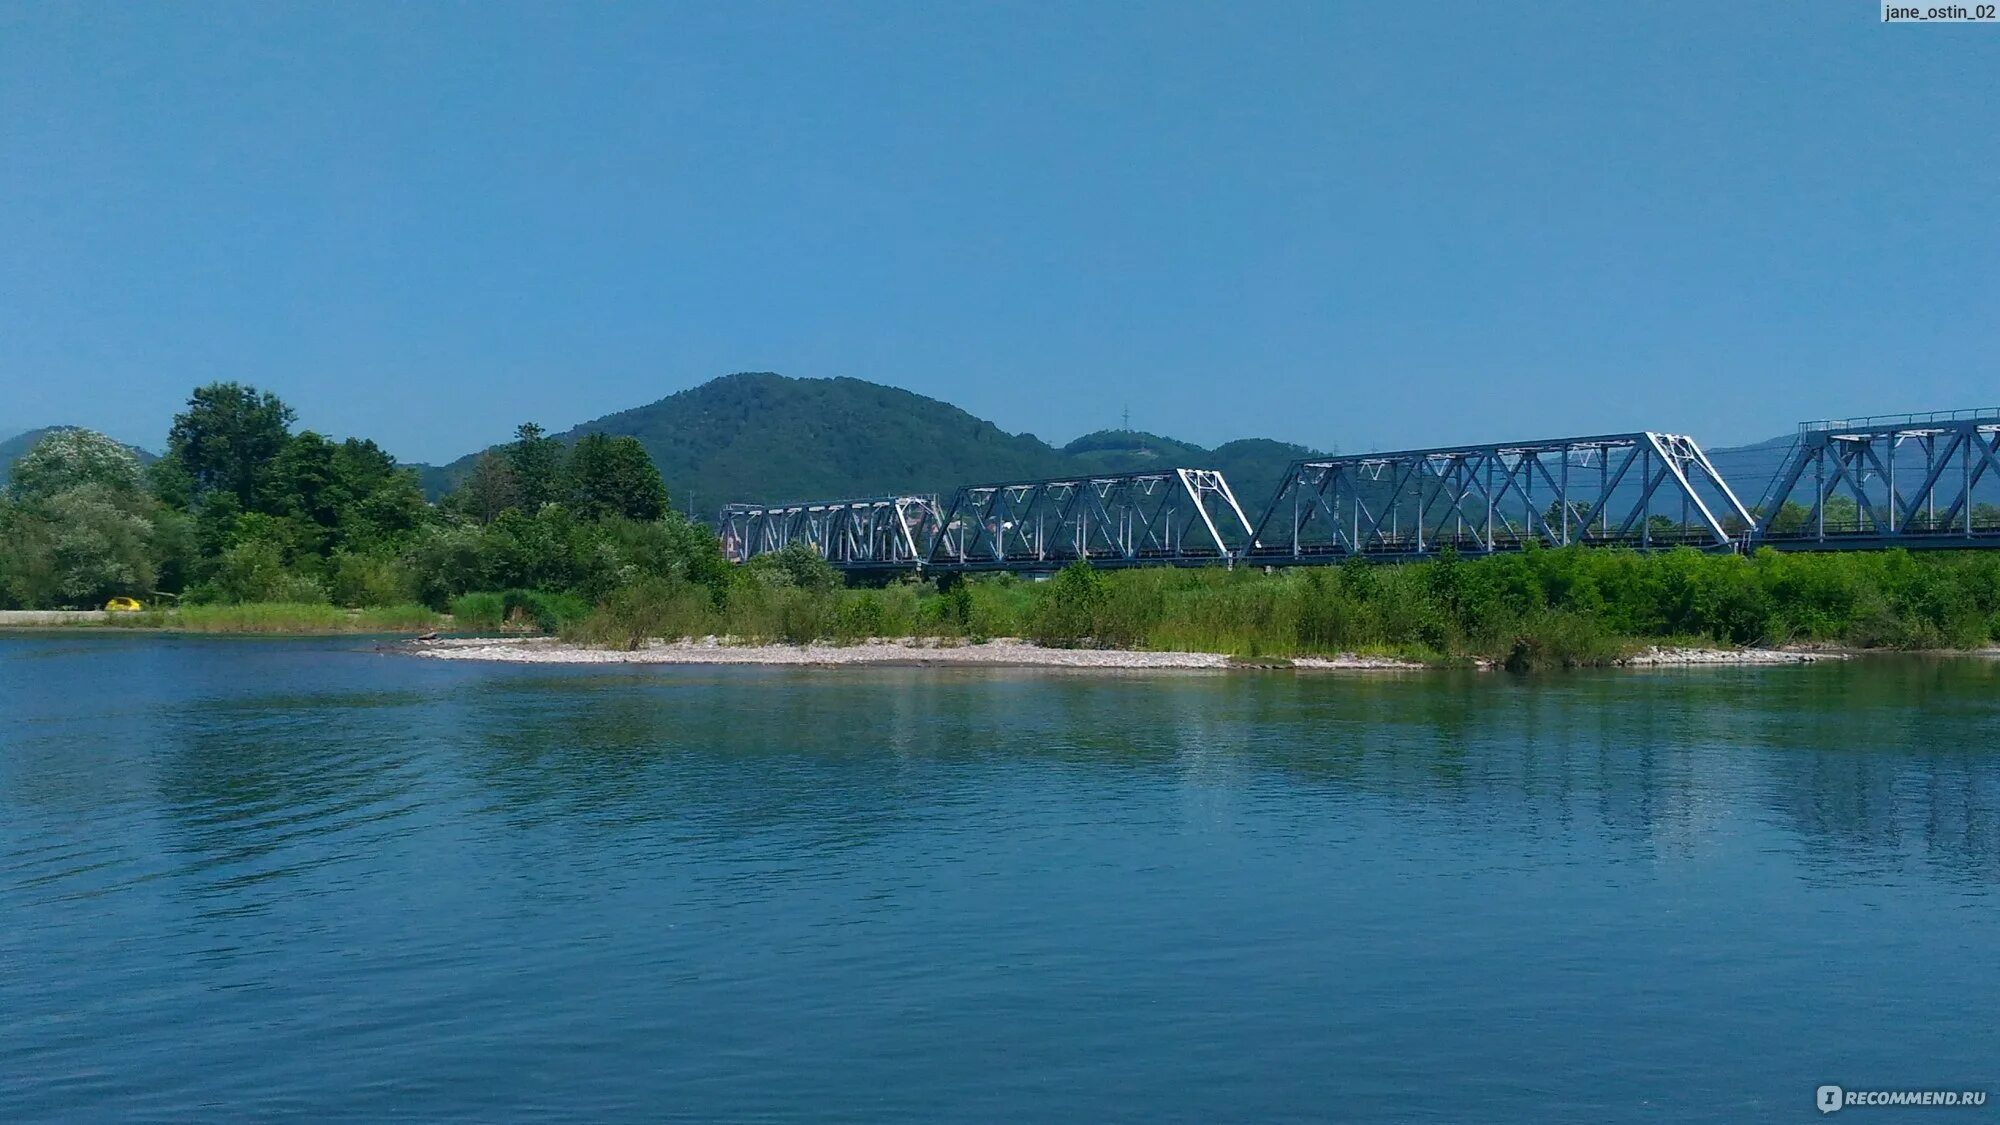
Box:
89 602 445 634
451 590 592 634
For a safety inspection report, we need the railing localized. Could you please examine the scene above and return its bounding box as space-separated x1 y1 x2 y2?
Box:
1799 409 2000 434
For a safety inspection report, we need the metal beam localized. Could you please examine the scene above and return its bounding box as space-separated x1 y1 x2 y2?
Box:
1752 410 2000 546
1243 432 1752 562
928 468 1255 571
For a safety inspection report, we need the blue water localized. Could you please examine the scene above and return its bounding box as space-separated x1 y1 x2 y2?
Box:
2 635 1996 1122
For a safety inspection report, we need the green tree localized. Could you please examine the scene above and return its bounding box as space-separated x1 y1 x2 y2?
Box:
0 429 161 607
250 431 428 562
325 437 427 550
567 433 669 521
505 423 568 511
450 451 522 523
166 382 296 509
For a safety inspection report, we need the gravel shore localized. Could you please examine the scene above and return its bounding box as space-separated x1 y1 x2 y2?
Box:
1618 645 1834 666
408 636 1240 669
402 637 1822 670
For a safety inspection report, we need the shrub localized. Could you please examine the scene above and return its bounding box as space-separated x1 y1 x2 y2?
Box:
1029 561 1107 647
188 540 328 605
450 591 507 632
330 552 418 608
504 589 590 633
565 577 714 649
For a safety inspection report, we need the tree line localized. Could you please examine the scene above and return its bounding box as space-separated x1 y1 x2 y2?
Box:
0 382 723 611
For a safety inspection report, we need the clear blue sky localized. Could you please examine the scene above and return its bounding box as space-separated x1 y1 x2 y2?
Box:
2 2 1993 462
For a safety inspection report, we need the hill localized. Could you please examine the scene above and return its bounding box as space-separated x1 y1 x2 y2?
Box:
1058 430 1319 509
419 373 1327 518
0 427 157 489
1701 431 1803 510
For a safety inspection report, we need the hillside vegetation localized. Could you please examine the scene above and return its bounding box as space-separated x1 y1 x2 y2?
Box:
419 372 1322 514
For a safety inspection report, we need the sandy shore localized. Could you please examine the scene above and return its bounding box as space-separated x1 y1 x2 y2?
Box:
404 636 1431 670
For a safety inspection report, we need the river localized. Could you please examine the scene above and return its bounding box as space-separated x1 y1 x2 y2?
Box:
2 634 1996 1121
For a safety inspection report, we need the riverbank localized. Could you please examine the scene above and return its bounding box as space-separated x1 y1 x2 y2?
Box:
0 605 444 633
401 635 1840 670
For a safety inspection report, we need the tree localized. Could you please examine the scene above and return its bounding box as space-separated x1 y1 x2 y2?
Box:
330 438 427 549
1542 499 1596 539
264 431 342 556
452 452 522 524
166 382 296 508
567 433 669 521
0 429 160 607
504 423 568 511
8 428 147 501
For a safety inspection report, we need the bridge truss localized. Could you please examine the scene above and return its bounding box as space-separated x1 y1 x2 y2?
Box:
1752 410 2000 548
927 469 1256 571
719 495 942 570
1243 432 1754 562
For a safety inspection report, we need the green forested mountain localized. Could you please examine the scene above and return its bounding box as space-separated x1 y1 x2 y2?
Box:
418 373 1326 518
0 427 155 488
1058 431 1320 510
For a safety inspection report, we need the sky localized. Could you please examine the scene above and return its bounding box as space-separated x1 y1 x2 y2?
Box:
1 2 1994 463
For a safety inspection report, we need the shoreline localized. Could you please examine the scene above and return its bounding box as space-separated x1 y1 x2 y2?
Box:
399 636 1846 670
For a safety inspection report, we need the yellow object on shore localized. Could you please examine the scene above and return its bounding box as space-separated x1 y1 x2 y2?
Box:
105 597 143 612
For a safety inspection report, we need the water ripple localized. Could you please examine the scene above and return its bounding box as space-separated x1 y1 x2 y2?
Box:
1 639 1997 1121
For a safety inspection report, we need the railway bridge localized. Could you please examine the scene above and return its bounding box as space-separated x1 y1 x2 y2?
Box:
718 409 2000 573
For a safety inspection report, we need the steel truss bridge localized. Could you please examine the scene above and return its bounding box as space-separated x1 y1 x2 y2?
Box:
1244 432 1750 563
720 495 942 570
1752 411 2000 549
720 409 2000 573
928 469 1255 571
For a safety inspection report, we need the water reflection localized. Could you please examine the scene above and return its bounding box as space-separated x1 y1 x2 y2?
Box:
4 636 2000 1122
4 639 1998 897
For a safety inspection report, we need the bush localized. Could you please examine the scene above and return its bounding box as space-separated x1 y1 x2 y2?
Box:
504 589 590 633
188 539 328 605
1029 561 1108 647
565 577 714 649
330 552 418 608
450 591 507 632
743 541 841 593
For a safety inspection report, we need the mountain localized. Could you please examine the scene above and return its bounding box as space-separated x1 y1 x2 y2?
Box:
1701 431 1802 510
0 427 157 489
1059 430 1319 510
417 373 1327 518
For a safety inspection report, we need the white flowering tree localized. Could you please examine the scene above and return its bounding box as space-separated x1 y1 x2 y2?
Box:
0 429 161 608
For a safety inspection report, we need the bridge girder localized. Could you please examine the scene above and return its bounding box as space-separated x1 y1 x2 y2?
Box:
928 469 1257 571
1752 410 2000 547
719 495 942 569
1243 432 1754 562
